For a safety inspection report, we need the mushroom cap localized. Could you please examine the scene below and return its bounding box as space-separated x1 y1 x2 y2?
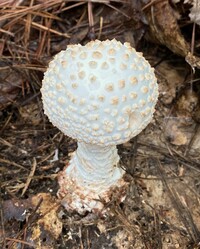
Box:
41 39 158 146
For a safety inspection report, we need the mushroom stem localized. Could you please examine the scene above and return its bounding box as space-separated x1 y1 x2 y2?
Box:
66 142 124 192
57 142 127 213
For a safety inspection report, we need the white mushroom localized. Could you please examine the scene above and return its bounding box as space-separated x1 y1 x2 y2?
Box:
41 39 158 214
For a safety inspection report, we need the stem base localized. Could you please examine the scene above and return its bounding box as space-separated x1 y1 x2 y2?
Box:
57 163 128 214
57 142 128 214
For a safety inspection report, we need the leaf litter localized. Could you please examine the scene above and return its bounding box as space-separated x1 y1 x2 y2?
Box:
0 0 200 248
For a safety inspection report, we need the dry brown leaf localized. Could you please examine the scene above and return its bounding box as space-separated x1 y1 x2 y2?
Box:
2 198 32 221
164 119 188 146
157 61 188 105
144 1 190 57
2 193 62 249
163 89 199 149
31 193 62 242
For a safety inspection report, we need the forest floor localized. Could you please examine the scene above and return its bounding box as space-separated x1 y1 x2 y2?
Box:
0 1 200 248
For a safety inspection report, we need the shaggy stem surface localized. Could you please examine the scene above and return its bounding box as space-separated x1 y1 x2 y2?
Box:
66 142 124 192
58 142 127 213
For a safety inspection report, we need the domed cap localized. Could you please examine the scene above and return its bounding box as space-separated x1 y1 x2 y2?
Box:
41 39 158 146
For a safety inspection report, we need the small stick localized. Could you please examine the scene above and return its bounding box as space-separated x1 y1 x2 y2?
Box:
21 158 37 196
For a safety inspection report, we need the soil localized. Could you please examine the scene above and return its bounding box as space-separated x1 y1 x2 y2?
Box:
1 1 200 249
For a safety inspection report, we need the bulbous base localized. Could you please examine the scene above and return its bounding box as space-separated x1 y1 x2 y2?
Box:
57 142 128 214
57 163 128 215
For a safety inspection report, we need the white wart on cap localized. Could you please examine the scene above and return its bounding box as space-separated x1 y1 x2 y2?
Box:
41 39 158 146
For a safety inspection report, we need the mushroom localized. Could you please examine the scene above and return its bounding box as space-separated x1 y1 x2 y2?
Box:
41 39 158 214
